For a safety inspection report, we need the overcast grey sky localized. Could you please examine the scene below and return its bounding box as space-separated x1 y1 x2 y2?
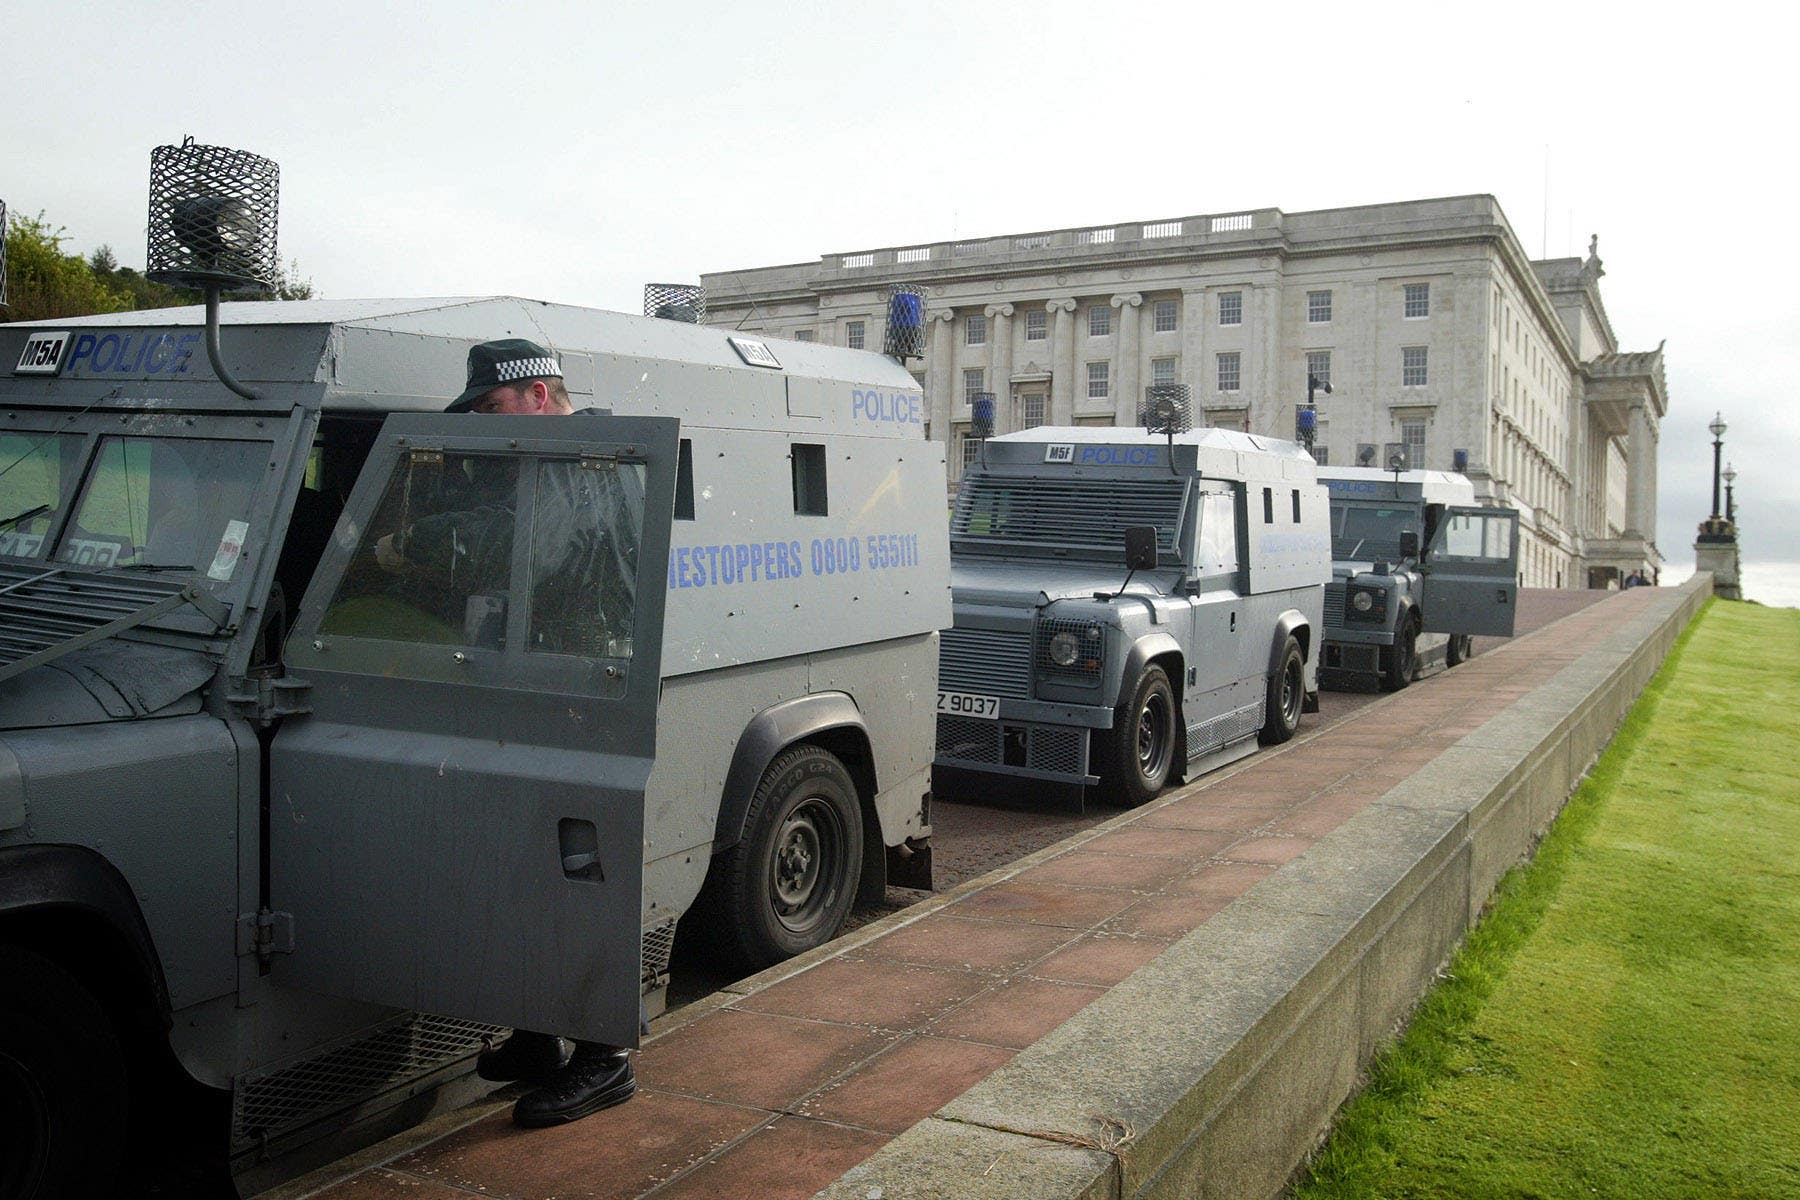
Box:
7 0 1796 604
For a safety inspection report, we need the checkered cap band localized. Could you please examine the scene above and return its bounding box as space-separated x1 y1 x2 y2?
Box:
495 356 561 382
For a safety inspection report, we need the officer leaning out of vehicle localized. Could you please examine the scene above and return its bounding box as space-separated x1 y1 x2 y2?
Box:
375 338 637 1126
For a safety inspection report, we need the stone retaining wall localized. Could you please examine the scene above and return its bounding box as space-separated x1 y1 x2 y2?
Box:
817 575 1712 1200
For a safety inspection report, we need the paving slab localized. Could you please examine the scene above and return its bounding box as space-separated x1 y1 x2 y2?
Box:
283 580 1705 1200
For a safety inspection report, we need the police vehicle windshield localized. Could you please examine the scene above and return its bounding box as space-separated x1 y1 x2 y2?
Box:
1331 504 1415 563
952 473 1187 561
0 428 268 583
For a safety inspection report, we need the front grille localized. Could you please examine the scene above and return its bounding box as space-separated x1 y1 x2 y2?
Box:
935 716 1088 779
1324 581 1347 623
233 1013 504 1147
937 715 1000 763
939 627 1032 699
1028 727 1086 775
1034 618 1103 683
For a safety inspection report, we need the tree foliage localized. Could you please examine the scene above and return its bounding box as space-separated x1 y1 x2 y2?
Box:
2 208 315 323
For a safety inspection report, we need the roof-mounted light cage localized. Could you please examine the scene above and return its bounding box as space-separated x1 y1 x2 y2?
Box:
147 137 280 292
1141 383 1191 435
883 283 926 360
970 392 996 439
644 282 705 324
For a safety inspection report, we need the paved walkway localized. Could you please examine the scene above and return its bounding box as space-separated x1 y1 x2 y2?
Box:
300 588 1660 1200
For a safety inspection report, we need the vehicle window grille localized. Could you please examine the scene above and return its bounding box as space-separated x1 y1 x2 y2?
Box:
952 475 1187 556
939 627 1033 698
233 1013 505 1148
0 563 188 679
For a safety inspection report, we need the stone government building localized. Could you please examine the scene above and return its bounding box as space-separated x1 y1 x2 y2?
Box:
702 195 1666 589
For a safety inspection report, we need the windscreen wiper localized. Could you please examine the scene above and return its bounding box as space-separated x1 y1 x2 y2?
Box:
0 504 50 533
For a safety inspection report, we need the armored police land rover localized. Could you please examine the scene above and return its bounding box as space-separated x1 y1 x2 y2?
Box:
934 426 1330 810
1317 467 1520 690
0 297 948 1194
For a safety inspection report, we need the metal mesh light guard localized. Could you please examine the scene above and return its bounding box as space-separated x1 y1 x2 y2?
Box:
883 284 926 359
1141 383 1191 434
644 283 705 323
147 138 279 291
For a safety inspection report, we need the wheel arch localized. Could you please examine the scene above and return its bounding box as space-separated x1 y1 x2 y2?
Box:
713 693 878 871
0 843 171 1035
1121 632 1186 771
1270 609 1312 675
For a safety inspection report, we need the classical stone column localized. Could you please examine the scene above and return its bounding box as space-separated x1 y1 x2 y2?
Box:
1110 292 1143 426
925 309 956 449
1047 298 1078 425
1626 403 1652 537
985 303 1014 432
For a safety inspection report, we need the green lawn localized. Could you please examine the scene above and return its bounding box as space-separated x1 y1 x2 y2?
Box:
1294 599 1800 1200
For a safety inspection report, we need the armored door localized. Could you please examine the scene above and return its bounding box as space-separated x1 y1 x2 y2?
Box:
1183 485 1242 749
1420 506 1520 638
268 412 677 1047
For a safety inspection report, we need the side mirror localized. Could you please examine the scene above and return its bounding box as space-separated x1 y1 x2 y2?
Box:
1398 530 1420 559
1124 526 1159 571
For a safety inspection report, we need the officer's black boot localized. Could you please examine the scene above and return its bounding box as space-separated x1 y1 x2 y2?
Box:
511 1041 635 1128
476 1030 571 1083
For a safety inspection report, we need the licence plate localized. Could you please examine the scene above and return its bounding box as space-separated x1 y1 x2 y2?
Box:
937 690 999 719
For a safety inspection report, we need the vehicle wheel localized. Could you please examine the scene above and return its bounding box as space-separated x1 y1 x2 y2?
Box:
1446 633 1473 667
711 746 863 972
1097 666 1178 808
1258 637 1304 746
1381 618 1418 691
0 946 126 1200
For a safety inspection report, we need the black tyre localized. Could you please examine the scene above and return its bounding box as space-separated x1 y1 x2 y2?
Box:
711 746 863 972
1097 665 1178 808
1381 618 1418 691
0 946 126 1200
1258 637 1305 746
1446 633 1473 667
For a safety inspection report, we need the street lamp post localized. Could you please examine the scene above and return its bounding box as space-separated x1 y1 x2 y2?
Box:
1723 462 1737 525
1707 412 1726 520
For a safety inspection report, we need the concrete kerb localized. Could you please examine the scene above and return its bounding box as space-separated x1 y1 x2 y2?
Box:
814 576 1711 1200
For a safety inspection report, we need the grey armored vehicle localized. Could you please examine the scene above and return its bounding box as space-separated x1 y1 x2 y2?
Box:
934 426 1330 809
1317 467 1520 689
0 298 948 1193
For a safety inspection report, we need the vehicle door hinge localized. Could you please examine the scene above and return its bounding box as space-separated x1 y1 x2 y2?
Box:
237 909 295 961
579 452 618 471
225 674 312 725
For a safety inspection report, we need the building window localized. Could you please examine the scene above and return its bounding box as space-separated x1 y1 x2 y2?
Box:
1401 419 1426 467
794 329 815 342
1153 299 1178 332
1404 282 1430 318
1218 291 1242 326
845 320 865 350
1306 350 1331 389
1307 290 1332 323
1089 305 1112 337
1087 361 1110 399
1021 394 1046 428
1026 310 1047 340
1217 351 1240 392
961 434 981 470
1312 444 1329 466
1151 357 1177 387
1402 346 1428 387
966 312 987 345
1211 410 1248 432
963 368 985 404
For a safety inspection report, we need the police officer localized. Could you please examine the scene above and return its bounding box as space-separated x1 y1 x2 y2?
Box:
435 338 639 1127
